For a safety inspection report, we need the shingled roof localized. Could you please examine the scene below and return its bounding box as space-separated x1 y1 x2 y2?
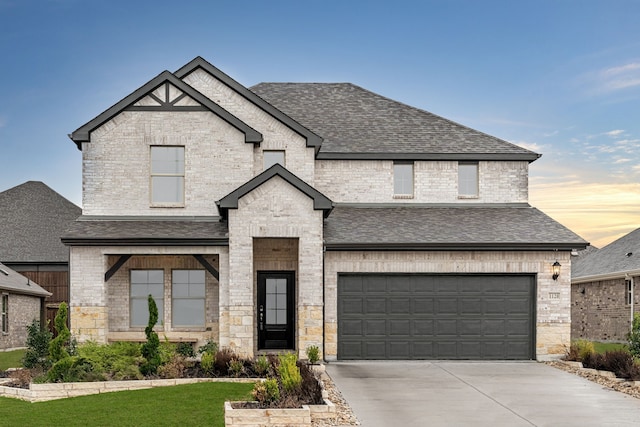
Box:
251 83 540 161
0 262 51 297
0 182 81 264
573 227 640 282
324 205 587 250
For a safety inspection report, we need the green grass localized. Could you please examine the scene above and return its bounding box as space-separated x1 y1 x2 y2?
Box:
1 381 254 426
0 349 25 370
593 341 628 354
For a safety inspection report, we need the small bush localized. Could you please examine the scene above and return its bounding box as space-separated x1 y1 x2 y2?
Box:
253 355 270 376
158 354 189 379
602 350 639 379
306 345 320 364
47 356 100 383
201 351 215 376
23 319 52 370
198 340 218 355
298 361 324 405
566 339 595 362
629 314 640 358
582 352 606 370
176 342 195 358
140 295 161 376
278 353 302 393
77 341 143 381
228 358 245 377
214 347 235 375
49 302 71 363
252 378 280 404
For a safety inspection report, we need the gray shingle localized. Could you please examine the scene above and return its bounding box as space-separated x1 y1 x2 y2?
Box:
572 228 640 279
0 262 51 297
62 219 228 245
251 83 539 159
0 182 81 263
324 205 587 249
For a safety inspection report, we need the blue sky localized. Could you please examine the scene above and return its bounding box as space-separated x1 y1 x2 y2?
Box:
1 0 639 248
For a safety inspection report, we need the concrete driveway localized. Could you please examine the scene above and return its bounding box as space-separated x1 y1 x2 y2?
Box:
326 361 640 427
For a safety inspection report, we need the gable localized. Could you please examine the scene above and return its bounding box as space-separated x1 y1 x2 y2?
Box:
217 164 333 219
175 57 323 153
70 70 262 149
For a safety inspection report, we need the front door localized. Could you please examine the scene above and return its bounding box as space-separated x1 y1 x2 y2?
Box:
257 271 295 350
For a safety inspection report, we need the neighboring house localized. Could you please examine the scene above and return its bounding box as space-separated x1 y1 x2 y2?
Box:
0 181 81 328
0 262 51 350
62 57 587 361
572 228 640 341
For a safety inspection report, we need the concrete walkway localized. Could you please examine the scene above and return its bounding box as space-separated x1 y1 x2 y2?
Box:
326 361 640 427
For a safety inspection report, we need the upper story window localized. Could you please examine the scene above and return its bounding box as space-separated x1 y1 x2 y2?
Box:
626 279 633 305
458 162 479 198
394 162 414 197
151 146 184 205
264 150 285 170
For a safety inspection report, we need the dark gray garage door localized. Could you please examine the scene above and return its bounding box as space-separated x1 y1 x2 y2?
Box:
338 274 535 360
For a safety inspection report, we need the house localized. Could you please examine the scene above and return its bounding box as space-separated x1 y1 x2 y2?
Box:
62 57 587 361
0 181 81 327
572 228 640 341
0 262 51 350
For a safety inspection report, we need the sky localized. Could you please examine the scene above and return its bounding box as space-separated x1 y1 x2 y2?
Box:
1 0 639 249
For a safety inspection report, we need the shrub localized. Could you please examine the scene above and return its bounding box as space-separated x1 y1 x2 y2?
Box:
198 340 218 355
602 350 639 379
48 302 71 363
278 353 302 393
567 339 594 362
176 342 195 358
201 351 215 376
77 341 143 380
228 358 245 377
306 345 320 364
214 347 235 375
252 378 280 404
629 314 640 358
158 353 188 379
582 352 606 370
47 356 100 383
23 319 52 370
140 295 161 376
298 362 324 405
253 355 270 376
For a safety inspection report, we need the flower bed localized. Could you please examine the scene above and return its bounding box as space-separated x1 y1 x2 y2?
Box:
224 399 336 427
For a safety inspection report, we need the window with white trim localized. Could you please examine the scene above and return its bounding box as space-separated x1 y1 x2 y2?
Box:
394 162 414 196
263 150 285 170
626 279 633 305
130 270 164 327
172 270 206 327
1 294 7 334
458 162 479 197
151 146 184 205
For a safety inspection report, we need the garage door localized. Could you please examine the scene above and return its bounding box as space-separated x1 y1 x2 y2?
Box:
338 274 535 360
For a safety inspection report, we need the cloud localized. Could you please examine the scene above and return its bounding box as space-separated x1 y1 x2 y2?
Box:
614 158 632 164
605 129 625 137
513 141 544 152
580 61 640 95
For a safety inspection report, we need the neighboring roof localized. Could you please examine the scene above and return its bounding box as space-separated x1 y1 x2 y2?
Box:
324 205 588 250
61 218 228 246
69 70 262 149
251 83 540 161
0 262 51 297
174 57 323 152
217 164 333 219
572 227 640 283
0 181 81 264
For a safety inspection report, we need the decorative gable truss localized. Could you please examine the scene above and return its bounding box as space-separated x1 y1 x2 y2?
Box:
69 71 263 149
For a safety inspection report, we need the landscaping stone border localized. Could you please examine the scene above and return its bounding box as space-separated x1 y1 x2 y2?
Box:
224 399 336 427
0 377 256 402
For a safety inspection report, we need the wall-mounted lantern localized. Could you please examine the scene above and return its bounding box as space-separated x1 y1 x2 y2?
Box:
552 261 561 281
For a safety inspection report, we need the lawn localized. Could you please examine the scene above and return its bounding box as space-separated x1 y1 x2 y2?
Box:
1 381 254 426
0 349 25 370
593 341 628 354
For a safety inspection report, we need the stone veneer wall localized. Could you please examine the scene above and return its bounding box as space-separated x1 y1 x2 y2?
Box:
226 176 324 358
69 246 227 347
571 276 640 341
323 250 572 360
0 293 41 350
314 160 529 203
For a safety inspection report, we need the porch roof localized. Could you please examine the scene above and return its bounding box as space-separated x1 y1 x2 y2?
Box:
323 204 589 251
62 218 228 246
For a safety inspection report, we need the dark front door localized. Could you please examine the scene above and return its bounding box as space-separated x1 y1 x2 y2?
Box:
257 271 295 350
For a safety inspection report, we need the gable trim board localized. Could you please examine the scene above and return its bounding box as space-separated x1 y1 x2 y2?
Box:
69 71 262 148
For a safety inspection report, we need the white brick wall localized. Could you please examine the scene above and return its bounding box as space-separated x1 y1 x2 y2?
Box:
315 160 529 203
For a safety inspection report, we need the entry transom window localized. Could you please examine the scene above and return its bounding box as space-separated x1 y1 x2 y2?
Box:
264 150 285 170
266 278 287 325
458 162 479 197
130 270 164 327
151 146 185 205
172 270 206 327
394 162 414 196
1 294 7 334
